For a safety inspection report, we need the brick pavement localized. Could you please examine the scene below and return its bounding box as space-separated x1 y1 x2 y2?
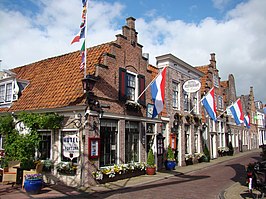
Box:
0 150 262 199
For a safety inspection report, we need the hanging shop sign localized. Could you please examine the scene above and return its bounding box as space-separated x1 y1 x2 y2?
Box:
63 134 80 160
183 79 201 93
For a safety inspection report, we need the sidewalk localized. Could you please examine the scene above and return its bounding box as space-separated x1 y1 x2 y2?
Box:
0 150 261 199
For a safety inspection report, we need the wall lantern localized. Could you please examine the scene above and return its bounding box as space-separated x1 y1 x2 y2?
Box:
82 75 98 106
82 74 97 93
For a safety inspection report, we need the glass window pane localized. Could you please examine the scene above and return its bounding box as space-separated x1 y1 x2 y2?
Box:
125 121 139 163
100 120 118 166
5 83 12 102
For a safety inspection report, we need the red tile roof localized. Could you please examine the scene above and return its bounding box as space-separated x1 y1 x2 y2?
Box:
1 43 111 112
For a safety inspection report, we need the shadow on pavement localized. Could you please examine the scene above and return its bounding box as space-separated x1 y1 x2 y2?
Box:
89 173 210 199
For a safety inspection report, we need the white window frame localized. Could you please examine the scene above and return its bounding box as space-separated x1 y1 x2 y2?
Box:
0 81 14 104
172 81 180 109
126 71 139 102
37 130 53 160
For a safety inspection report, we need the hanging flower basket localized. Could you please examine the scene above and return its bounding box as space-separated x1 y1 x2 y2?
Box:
125 100 141 111
185 115 194 124
193 115 202 126
174 113 183 125
56 162 77 176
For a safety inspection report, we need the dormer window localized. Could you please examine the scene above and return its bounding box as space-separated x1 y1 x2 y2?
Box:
0 82 14 103
119 67 145 106
0 70 29 107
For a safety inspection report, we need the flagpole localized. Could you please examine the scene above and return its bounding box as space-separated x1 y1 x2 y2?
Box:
136 66 167 101
216 109 227 119
189 87 212 114
84 1 88 79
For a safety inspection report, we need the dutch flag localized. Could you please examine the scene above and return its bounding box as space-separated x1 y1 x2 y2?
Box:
202 87 217 121
244 114 250 128
151 67 167 118
229 98 244 125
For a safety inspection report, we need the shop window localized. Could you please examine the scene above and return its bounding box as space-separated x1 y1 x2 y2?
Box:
125 121 139 163
38 131 52 160
100 120 118 166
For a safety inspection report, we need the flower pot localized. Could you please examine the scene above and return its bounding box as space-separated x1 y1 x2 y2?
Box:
146 167 156 175
24 179 43 194
165 160 176 170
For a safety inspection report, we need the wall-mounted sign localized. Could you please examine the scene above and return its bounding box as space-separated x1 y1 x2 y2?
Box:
183 79 201 93
63 134 80 160
88 137 100 159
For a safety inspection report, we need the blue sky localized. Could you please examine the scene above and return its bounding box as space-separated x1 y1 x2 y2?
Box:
0 0 265 104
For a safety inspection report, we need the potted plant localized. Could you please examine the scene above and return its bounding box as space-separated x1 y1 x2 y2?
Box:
56 161 77 175
42 159 53 172
146 149 156 175
228 141 234 156
24 173 43 194
165 145 176 170
203 144 210 162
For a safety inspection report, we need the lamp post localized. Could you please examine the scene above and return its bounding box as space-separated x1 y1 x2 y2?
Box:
82 75 98 106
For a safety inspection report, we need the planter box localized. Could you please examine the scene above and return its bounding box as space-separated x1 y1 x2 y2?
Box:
96 169 145 184
58 170 76 176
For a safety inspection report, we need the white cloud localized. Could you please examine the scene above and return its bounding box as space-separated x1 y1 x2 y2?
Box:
0 0 123 68
137 0 266 103
212 0 232 10
0 0 265 103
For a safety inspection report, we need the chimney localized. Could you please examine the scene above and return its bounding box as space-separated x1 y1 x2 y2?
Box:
210 53 216 68
122 17 138 46
249 86 254 99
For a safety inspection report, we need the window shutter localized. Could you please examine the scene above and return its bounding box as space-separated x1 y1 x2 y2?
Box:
119 67 127 101
138 74 146 105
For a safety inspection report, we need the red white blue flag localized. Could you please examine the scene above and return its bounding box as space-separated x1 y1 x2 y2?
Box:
229 98 244 125
202 87 217 121
244 114 250 128
151 67 167 118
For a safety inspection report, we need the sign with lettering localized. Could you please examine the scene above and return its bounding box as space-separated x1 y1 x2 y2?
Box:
63 134 79 160
183 79 201 93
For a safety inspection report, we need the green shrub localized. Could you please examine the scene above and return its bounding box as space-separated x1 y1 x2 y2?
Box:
228 141 234 156
147 149 155 168
167 145 175 161
203 144 210 162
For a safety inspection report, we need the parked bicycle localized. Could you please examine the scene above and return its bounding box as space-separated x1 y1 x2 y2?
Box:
246 161 266 198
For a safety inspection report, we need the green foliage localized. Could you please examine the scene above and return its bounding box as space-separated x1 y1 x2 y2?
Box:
18 112 64 130
203 144 210 162
147 148 155 168
0 114 15 135
0 112 64 169
4 129 39 169
167 145 175 161
228 141 234 156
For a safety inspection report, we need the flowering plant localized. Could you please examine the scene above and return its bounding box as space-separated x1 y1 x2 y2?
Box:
56 162 77 174
125 100 141 110
92 162 146 180
25 173 43 180
185 154 194 161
